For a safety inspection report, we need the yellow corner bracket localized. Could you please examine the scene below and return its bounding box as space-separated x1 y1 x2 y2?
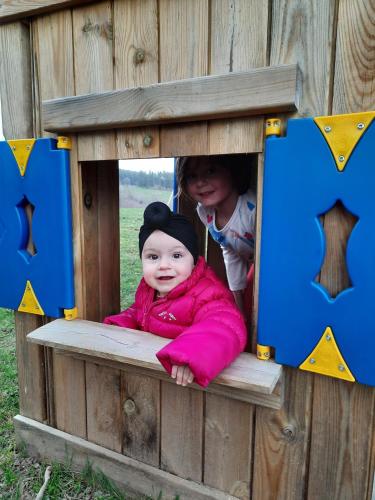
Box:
7 139 36 177
64 307 78 320
265 118 282 137
314 111 375 172
257 344 271 360
299 326 355 382
18 280 45 316
57 136 72 150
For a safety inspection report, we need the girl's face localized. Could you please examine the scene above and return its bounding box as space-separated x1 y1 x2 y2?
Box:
185 158 235 208
141 230 195 297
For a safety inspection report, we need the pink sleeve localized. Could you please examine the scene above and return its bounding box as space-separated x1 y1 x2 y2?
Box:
103 304 139 330
156 300 246 387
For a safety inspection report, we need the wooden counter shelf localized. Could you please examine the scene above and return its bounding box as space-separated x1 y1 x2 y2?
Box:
27 319 284 410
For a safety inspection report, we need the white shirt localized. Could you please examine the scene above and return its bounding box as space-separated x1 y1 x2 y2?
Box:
197 189 256 291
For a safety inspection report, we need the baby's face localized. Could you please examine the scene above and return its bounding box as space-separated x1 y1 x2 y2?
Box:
141 230 194 297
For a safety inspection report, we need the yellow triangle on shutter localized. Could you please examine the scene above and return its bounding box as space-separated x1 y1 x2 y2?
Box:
299 326 355 382
7 139 36 176
18 280 45 315
314 111 375 172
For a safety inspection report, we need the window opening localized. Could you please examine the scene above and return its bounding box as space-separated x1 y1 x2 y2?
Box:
16 196 36 262
315 200 358 299
119 158 175 309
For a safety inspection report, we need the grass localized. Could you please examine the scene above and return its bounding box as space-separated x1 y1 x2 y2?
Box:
0 191 169 498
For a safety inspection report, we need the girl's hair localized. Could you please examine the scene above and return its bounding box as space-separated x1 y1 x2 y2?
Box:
176 154 252 197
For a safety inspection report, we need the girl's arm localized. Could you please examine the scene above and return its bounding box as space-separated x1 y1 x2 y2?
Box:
156 297 247 387
103 303 139 329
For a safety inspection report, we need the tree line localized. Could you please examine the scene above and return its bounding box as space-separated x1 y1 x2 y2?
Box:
120 169 173 190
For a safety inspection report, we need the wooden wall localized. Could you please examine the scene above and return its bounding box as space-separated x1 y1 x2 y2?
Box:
0 1 374 499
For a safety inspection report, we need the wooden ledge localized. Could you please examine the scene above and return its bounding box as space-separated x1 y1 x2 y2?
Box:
42 64 300 133
0 1 95 23
27 318 284 409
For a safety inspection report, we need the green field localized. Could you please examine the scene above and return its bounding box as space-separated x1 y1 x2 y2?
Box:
0 204 157 498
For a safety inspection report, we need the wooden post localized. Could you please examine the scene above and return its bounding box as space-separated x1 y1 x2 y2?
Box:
0 21 46 422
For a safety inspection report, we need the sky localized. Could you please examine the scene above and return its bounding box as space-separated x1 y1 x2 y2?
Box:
0 99 174 172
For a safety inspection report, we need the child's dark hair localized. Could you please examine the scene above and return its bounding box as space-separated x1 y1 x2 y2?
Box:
176 154 252 197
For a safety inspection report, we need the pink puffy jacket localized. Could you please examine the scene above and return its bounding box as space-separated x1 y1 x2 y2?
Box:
104 257 247 387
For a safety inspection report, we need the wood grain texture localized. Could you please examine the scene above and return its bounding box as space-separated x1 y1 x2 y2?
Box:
42 65 300 134
14 415 237 500
270 0 337 117
53 351 86 438
159 0 208 157
81 161 120 322
307 377 375 500
204 394 254 498
208 0 269 154
114 0 159 159
72 1 116 161
0 0 94 23
27 318 283 394
86 362 122 452
161 383 203 481
121 372 160 466
253 368 313 500
0 22 46 422
332 0 375 113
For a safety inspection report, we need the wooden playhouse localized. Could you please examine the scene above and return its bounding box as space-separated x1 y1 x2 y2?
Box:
0 1 374 498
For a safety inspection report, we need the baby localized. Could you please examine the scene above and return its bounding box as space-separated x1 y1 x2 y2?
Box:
104 202 247 387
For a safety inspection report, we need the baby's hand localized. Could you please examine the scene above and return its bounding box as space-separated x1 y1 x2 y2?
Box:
171 365 194 387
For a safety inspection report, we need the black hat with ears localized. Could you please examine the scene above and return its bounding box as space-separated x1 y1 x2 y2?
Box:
139 202 198 263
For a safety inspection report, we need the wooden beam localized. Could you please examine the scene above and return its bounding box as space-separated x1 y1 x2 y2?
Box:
0 1 95 23
42 64 300 133
27 318 283 395
14 415 237 500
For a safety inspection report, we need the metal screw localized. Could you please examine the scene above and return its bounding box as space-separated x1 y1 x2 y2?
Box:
338 155 345 162
12 146 16 151
324 126 332 133
26 145 30 150
21 303 26 307
309 358 316 364
325 334 331 341
338 364 345 372
357 122 365 130
143 135 152 147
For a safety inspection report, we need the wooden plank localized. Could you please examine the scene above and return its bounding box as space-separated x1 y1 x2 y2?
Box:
252 3 338 497
42 64 300 134
253 368 313 499
55 350 285 410
114 0 159 159
161 383 203 481
307 377 375 500
0 0 95 23
306 3 375 499
0 22 46 422
72 1 116 161
204 394 254 498
121 372 160 466
53 350 86 438
159 0 208 157
32 11 87 435
332 0 375 114
14 415 237 500
27 318 283 394
208 0 269 155
86 362 122 453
